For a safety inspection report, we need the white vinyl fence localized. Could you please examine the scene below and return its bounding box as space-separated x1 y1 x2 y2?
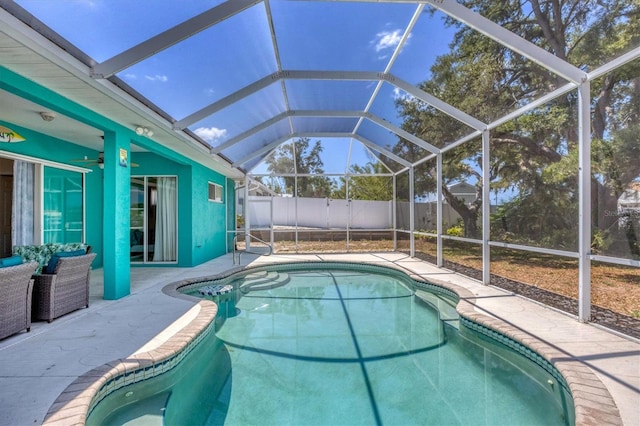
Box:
247 196 464 231
248 196 392 229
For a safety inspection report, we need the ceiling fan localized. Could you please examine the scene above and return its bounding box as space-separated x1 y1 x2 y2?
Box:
71 152 139 168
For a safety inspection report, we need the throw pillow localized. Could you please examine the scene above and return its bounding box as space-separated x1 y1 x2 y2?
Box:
44 249 86 274
0 255 23 268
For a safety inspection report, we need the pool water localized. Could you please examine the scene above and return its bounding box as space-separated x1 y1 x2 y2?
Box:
88 265 573 425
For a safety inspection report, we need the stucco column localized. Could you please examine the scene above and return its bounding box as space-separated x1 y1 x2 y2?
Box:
102 131 131 299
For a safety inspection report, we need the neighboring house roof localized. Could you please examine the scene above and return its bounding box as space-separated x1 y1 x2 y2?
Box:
448 182 476 196
248 180 278 196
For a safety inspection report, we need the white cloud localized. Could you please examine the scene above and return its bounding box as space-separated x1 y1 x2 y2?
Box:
145 74 168 82
194 126 227 143
372 29 412 60
123 73 137 80
374 29 404 52
392 87 415 103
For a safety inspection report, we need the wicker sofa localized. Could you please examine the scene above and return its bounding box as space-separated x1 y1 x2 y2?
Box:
0 262 38 340
32 253 97 323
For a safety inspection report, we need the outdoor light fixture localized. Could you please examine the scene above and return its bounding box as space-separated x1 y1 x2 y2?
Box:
40 111 56 122
97 152 105 169
135 126 153 137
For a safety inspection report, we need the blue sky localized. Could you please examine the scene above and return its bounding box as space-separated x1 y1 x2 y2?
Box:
16 0 456 173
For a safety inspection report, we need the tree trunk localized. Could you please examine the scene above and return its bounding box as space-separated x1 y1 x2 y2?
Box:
442 184 481 239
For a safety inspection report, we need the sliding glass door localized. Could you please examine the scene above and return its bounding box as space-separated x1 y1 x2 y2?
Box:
43 166 84 243
130 176 177 263
0 155 87 249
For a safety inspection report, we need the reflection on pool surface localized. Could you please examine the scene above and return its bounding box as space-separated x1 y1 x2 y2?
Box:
87 263 574 425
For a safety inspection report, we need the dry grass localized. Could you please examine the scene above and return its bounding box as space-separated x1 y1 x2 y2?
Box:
413 239 640 318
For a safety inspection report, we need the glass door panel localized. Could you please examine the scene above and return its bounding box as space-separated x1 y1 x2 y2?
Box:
43 167 84 243
130 176 177 263
130 178 145 261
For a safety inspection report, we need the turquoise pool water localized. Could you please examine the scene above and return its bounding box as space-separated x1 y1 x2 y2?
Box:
87 264 574 425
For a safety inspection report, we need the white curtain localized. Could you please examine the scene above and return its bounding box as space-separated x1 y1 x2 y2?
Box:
154 177 177 261
12 160 35 246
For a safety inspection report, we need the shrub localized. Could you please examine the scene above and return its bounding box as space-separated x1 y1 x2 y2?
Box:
591 229 612 254
446 224 465 237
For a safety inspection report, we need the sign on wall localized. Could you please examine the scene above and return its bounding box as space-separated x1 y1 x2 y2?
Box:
0 125 26 143
119 148 128 168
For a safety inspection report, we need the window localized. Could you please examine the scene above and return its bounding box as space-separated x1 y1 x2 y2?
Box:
208 182 223 203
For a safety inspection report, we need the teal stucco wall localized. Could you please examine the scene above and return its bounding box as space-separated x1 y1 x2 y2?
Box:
191 162 233 265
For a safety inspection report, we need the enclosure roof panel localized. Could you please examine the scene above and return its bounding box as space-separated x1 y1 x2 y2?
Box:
7 0 637 176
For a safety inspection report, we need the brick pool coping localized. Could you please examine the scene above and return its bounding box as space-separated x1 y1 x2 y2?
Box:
42 260 622 425
427 277 622 426
40 298 217 425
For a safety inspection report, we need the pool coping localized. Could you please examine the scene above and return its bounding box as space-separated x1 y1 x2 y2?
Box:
431 278 623 425
42 259 622 426
40 298 218 425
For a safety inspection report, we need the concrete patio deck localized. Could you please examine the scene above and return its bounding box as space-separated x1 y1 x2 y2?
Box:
0 252 638 425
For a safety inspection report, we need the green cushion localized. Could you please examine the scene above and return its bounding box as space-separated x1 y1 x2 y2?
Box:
44 249 86 274
13 243 88 274
0 255 23 268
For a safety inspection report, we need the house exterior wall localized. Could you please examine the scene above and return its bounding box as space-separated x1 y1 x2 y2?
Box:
0 123 236 269
189 163 233 265
0 123 105 268
1 66 239 299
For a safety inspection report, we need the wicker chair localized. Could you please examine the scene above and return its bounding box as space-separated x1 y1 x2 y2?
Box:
32 253 97 323
0 262 38 340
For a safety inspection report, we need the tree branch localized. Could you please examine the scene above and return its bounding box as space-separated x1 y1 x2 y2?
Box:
492 134 563 163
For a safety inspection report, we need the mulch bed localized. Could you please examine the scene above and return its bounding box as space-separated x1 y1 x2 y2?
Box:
410 251 640 340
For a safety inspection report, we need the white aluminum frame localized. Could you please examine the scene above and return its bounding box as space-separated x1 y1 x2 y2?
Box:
142 0 640 325
8 0 637 326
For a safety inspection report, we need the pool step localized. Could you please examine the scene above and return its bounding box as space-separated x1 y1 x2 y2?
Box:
105 390 170 425
414 289 460 328
240 271 291 293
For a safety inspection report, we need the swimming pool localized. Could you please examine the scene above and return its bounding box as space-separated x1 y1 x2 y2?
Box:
87 262 574 425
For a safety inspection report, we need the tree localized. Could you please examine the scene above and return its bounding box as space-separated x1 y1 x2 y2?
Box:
264 137 332 197
331 162 394 201
395 0 640 246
